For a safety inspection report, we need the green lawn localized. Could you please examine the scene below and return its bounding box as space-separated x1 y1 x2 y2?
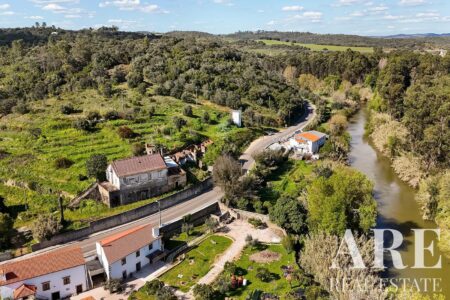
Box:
163 224 207 251
257 39 374 53
160 235 233 292
0 88 252 229
259 160 314 203
223 244 298 299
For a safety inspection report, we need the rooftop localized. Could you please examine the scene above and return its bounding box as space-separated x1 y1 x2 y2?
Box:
0 247 85 286
295 131 326 143
111 154 167 177
99 224 159 264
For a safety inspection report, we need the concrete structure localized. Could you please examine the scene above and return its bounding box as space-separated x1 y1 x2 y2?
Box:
288 130 327 154
96 224 164 281
98 154 186 207
0 247 88 300
231 110 242 127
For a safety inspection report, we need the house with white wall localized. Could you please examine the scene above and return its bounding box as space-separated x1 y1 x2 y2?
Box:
98 153 186 207
96 224 164 281
289 130 327 154
0 247 88 300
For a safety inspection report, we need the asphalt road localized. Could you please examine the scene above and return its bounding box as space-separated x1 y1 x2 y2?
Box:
239 102 316 172
6 102 315 261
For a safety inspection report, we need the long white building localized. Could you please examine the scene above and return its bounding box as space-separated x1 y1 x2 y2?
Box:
0 247 88 300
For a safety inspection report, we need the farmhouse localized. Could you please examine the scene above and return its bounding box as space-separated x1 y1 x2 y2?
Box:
0 247 88 300
98 153 186 207
289 130 327 155
95 224 164 281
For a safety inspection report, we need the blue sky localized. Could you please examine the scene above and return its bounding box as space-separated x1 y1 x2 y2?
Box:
0 0 449 35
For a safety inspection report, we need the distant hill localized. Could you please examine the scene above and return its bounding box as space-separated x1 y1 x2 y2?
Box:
381 33 450 39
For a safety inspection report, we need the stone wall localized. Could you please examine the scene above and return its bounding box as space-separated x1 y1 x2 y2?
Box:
32 178 214 251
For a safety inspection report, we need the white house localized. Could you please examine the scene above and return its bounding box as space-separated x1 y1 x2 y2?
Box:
98 153 186 207
0 247 88 300
289 130 327 154
96 224 164 281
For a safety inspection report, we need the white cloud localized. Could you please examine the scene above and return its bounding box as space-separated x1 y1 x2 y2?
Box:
282 5 303 11
293 11 323 22
99 0 168 13
0 3 10 9
350 11 365 17
333 0 360 7
213 0 234 6
0 10 14 15
267 20 276 25
26 15 44 19
399 0 427 6
42 3 65 11
257 9 264 13
30 0 79 3
383 14 404 20
416 12 439 17
368 5 388 12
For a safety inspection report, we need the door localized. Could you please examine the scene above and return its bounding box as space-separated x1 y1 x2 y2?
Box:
76 284 83 294
136 262 141 272
122 270 127 280
51 292 60 300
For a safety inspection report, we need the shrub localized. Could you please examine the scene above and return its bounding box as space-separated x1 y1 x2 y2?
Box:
202 111 210 124
183 105 193 117
173 116 187 131
31 214 62 242
104 110 121 120
117 126 136 139
255 267 272 282
248 217 265 229
87 111 101 122
103 279 123 293
73 118 96 132
60 104 75 115
141 280 164 295
0 213 13 249
12 101 30 114
132 143 146 156
193 284 217 300
281 235 294 254
149 106 156 117
86 154 108 181
54 157 74 169
0 99 17 115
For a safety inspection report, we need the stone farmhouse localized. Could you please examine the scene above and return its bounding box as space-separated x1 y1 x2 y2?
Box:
95 224 164 281
98 153 186 207
0 247 88 300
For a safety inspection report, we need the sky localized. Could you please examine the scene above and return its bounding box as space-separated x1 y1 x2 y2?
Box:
0 0 450 36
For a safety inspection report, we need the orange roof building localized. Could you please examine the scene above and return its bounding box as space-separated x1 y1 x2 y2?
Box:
0 247 88 300
96 224 164 281
290 130 327 155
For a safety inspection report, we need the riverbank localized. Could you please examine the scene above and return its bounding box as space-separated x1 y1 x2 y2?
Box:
348 108 449 297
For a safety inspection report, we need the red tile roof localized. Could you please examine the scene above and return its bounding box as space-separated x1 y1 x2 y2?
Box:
99 224 159 264
13 284 36 299
295 132 321 143
111 154 167 177
0 247 85 286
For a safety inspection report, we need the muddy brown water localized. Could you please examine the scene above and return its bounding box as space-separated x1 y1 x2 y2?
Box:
347 109 449 297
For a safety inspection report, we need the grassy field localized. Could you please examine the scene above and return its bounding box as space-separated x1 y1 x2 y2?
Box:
0 87 252 229
224 244 298 299
257 39 374 53
160 235 233 292
259 160 314 204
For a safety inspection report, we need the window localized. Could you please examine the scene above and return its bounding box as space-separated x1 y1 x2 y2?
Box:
42 281 50 291
136 250 140 257
121 258 126 265
148 243 153 251
122 271 127 280
63 276 71 285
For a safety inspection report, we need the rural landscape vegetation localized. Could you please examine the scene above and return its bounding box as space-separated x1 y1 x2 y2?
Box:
0 5 449 300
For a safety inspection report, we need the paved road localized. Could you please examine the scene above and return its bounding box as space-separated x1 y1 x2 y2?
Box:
239 102 316 172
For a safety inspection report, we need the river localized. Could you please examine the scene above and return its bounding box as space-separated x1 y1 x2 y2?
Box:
347 108 449 297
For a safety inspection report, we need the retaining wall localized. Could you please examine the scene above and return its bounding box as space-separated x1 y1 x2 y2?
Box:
32 178 214 251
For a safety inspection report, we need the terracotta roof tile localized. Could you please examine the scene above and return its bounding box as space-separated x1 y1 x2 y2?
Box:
111 154 167 177
13 284 36 299
295 132 321 143
0 247 85 286
99 224 159 264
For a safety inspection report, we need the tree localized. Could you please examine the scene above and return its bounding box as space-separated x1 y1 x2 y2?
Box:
31 214 62 242
212 155 242 203
172 116 186 131
54 157 74 169
205 217 219 233
0 195 6 213
306 166 376 235
86 154 108 181
269 195 307 234
0 213 13 249
117 126 136 139
202 111 210 124
328 114 348 135
73 118 96 132
132 143 145 156
60 104 75 115
193 284 217 300
156 286 177 300
281 235 294 253
183 105 193 117
255 267 272 282
103 279 123 293
104 110 121 120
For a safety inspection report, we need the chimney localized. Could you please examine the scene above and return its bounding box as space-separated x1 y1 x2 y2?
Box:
152 227 160 238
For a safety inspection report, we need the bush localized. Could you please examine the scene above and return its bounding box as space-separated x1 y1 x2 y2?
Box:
202 111 211 124
12 101 30 114
31 214 62 242
0 213 13 249
73 118 96 132
60 104 75 115
0 99 17 115
117 126 136 139
141 280 164 295
54 157 74 169
183 105 193 117
132 143 145 156
149 106 156 117
87 111 101 122
193 284 217 300
86 154 108 181
104 110 121 120
103 279 123 293
248 217 265 228
173 116 187 131
255 267 272 282
282 235 294 253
